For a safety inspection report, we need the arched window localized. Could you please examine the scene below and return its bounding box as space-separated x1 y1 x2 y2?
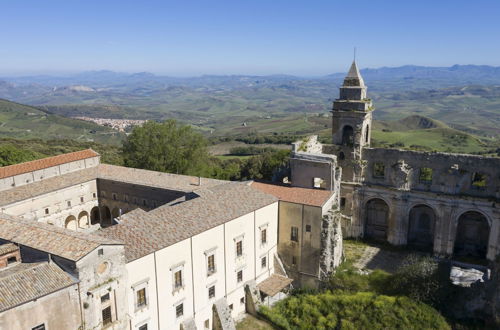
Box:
342 125 354 146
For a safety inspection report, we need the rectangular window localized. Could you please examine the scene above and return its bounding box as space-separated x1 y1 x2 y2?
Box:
340 197 346 208
102 306 112 326
472 172 487 189
261 256 267 269
112 193 117 201
305 225 311 232
237 270 243 283
137 288 147 307
176 303 183 318
101 293 110 303
229 304 233 310
67 200 71 207
261 228 267 244
208 285 215 299
80 196 84 203
45 208 49 215
419 167 433 184
174 270 183 289
32 325 45 330
7 256 17 264
98 248 104 256
207 254 216 275
290 226 299 242
93 192 97 199
292 256 297 266
236 240 243 257
373 162 385 178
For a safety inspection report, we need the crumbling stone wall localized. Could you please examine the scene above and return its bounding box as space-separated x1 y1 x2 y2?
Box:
319 209 343 281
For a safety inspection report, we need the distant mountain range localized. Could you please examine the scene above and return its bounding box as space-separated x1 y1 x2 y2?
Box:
2 64 500 90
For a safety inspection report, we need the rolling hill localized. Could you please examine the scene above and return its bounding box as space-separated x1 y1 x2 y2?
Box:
0 99 124 144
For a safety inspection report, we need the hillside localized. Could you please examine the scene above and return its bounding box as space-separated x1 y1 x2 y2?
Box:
0 99 124 144
371 115 494 154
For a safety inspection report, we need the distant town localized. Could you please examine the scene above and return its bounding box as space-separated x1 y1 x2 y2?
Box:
74 117 147 132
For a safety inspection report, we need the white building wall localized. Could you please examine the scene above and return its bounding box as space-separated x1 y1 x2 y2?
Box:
156 238 194 329
121 201 279 330
1 180 99 229
191 225 226 330
126 254 159 330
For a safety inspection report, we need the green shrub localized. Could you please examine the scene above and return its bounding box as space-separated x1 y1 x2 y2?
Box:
259 291 450 330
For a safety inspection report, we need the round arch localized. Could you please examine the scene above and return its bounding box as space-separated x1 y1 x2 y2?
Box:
453 211 490 259
64 215 77 231
341 125 354 146
101 206 112 227
78 211 89 228
407 204 435 250
364 198 390 241
90 206 100 225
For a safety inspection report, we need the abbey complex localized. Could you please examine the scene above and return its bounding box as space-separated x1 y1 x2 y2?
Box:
0 62 498 329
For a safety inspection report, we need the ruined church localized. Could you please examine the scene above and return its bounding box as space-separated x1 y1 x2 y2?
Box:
0 62 498 330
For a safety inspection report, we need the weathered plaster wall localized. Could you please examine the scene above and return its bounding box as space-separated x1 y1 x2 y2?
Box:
0 283 81 330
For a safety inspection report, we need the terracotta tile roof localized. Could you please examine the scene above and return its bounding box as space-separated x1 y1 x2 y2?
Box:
257 274 293 297
0 243 18 256
0 262 76 311
0 149 99 179
98 182 278 262
250 181 333 207
0 213 121 261
0 167 98 206
97 164 226 192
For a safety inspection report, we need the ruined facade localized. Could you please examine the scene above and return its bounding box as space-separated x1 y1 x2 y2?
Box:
291 61 500 263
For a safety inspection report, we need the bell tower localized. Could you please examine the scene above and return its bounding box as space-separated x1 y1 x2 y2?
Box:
331 61 373 182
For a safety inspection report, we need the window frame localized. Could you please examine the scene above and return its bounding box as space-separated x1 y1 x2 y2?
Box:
290 226 299 242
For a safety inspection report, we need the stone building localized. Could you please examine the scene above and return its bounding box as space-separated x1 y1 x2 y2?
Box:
0 152 298 329
291 60 500 263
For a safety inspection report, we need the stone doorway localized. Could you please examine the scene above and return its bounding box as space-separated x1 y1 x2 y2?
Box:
407 205 435 250
364 199 389 241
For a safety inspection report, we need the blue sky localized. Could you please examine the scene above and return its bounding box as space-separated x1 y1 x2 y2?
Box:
0 0 499 76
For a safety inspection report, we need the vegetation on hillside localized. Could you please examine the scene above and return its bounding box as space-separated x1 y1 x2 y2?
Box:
0 99 124 144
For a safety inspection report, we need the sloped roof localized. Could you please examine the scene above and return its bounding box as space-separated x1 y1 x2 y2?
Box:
0 167 98 207
0 149 99 179
0 262 77 312
344 61 365 87
0 243 18 256
97 164 227 192
98 182 278 262
257 274 293 297
0 213 121 261
251 181 333 207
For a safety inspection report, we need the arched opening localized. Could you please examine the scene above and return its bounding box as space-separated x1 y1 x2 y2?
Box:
112 207 121 220
454 211 490 259
339 152 345 160
407 205 435 250
364 198 389 241
64 215 77 231
341 125 354 146
365 125 370 144
90 206 100 225
101 206 112 227
78 211 89 228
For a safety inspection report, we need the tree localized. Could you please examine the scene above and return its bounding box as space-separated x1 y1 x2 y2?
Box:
122 120 210 176
0 144 39 166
